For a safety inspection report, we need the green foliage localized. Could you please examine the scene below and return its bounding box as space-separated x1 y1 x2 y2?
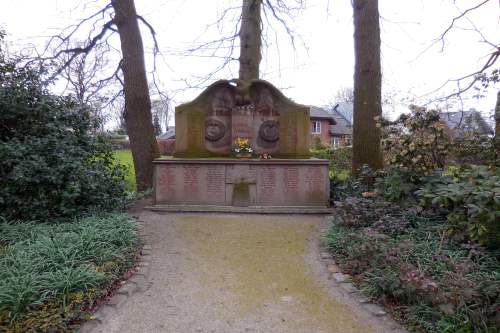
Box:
381 106 450 172
330 164 375 201
310 145 352 179
417 165 500 248
0 213 139 330
0 58 127 221
374 167 419 203
328 163 500 331
326 209 500 333
451 133 498 167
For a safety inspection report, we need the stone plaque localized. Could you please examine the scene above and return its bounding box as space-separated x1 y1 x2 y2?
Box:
155 163 226 205
232 105 255 142
154 160 329 208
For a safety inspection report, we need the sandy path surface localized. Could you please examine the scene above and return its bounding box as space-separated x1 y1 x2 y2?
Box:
81 212 405 333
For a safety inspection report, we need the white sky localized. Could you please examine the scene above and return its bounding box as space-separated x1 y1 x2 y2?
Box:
1 0 499 122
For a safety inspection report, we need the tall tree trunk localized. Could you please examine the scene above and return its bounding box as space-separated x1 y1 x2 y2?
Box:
352 0 383 173
494 89 500 165
111 0 160 191
239 0 262 81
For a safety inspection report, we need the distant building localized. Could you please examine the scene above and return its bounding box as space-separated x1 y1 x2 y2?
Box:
439 108 493 138
157 126 175 140
329 103 353 148
309 106 337 147
309 104 353 149
157 126 175 155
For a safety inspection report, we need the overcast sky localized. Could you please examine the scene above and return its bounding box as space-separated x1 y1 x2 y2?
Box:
1 0 499 121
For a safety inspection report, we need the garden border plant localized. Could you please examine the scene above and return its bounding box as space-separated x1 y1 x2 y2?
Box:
325 105 500 332
326 169 500 332
0 55 128 221
0 36 142 332
0 213 140 332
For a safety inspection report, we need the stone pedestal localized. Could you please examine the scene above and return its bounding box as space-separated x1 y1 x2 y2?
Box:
151 158 330 213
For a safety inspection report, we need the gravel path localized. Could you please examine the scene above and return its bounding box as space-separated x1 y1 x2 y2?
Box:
80 211 406 333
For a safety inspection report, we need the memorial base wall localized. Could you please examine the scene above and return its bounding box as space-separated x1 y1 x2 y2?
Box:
151 158 330 213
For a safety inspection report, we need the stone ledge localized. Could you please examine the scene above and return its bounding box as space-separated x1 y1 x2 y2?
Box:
146 205 333 214
154 158 329 165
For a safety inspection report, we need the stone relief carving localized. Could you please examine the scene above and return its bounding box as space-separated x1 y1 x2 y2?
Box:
201 82 287 154
205 119 226 142
258 120 279 142
175 79 310 158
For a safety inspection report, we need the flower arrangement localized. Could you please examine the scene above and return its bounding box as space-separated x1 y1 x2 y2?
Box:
232 137 253 157
259 153 272 159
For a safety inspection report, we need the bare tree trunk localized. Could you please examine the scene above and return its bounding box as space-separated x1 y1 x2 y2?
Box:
494 89 500 164
111 0 160 191
239 0 262 81
352 0 383 173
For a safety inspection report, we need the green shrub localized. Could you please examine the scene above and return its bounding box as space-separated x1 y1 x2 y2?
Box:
381 105 450 172
330 164 376 201
0 213 138 329
327 162 500 331
374 167 421 203
311 145 352 175
326 209 500 332
0 59 127 221
451 133 498 167
416 165 500 249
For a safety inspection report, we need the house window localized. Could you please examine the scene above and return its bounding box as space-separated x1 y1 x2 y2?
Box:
311 121 321 134
331 136 341 149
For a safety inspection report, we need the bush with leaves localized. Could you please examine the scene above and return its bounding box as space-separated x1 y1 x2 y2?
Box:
328 164 500 331
373 167 423 203
451 133 498 167
311 142 352 182
416 165 500 249
381 105 450 172
0 58 127 221
327 202 500 332
330 164 376 201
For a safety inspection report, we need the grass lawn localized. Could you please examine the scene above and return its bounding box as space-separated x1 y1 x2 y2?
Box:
113 150 136 192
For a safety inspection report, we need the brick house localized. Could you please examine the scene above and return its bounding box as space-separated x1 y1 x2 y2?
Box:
310 106 336 146
329 103 353 148
310 104 353 148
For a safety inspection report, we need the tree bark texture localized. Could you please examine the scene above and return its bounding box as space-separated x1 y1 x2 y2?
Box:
352 0 383 173
494 89 500 164
239 0 262 81
111 0 160 191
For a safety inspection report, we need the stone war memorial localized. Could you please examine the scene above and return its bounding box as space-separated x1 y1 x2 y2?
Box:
151 79 330 213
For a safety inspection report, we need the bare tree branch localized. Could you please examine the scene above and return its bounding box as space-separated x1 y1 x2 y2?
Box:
437 0 492 52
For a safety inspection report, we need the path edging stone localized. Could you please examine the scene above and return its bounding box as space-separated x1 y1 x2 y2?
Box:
79 218 152 332
319 239 396 317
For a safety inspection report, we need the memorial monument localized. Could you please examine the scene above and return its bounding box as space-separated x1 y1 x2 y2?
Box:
151 79 330 213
